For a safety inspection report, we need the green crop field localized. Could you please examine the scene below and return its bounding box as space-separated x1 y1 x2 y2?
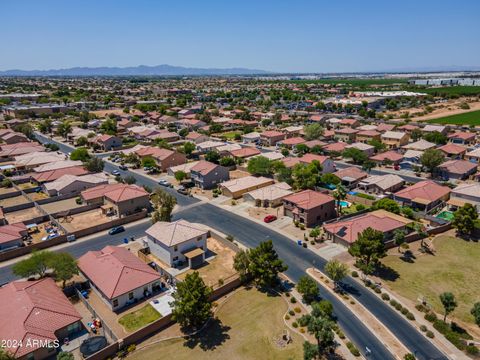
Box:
287 78 408 86
409 86 480 97
426 109 480 125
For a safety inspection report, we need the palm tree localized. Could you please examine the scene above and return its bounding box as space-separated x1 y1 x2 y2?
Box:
333 184 347 214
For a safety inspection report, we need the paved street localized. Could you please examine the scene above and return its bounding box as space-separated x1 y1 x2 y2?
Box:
8 133 447 360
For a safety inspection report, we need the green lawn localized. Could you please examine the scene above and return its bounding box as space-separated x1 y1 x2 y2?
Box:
381 235 480 324
426 109 480 125
118 304 162 332
221 131 241 140
129 287 302 360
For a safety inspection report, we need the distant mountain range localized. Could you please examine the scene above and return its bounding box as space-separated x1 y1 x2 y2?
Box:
0 64 271 76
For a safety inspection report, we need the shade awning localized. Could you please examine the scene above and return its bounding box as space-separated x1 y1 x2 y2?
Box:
183 247 205 259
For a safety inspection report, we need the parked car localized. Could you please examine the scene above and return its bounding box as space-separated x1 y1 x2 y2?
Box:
108 226 125 235
177 186 189 195
119 165 128 171
264 215 277 223
158 179 172 187
111 170 120 176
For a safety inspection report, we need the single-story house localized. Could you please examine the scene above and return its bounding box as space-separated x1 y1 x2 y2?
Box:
357 174 404 195
393 180 451 212
229 147 261 160
437 160 477 180
402 139 437 152
334 167 368 188
145 219 209 268
438 143 467 159
243 182 293 207
185 132 209 144
423 125 448 135
448 131 476 145
345 142 375 157
448 183 480 210
242 132 261 144
44 173 109 196
283 189 336 227
465 148 480 164
78 246 161 310
0 223 27 252
220 176 274 198
370 151 404 165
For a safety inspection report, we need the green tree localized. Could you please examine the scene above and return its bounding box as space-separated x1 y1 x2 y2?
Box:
362 160 376 173
183 141 196 156
368 139 386 153
295 143 309 155
175 170 187 182
299 302 336 357
342 147 368 165
205 151 220 164
393 229 406 253
424 131 447 145
248 240 288 288
411 128 422 141
404 354 416 360
297 275 319 304
303 341 319 360
84 157 104 172
471 302 480 327
348 227 386 274
320 173 340 185
452 203 478 236
17 123 35 139
292 161 322 190
401 206 415 219
151 188 177 223
56 121 72 139
309 226 321 241
372 198 400 214
0 349 16 360
247 156 273 176
439 292 457 322
100 118 117 135
76 136 88 146
304 123 324 140
324 260 348 290
233 249 251 281
124 175 137 184
420 149 444 175
332 184 347 214
38 119 53 134
70 148 90 162
178 128 189 137
219 156 235 167
12 250 55 278
51 253 78 288
141 156 156 169
171 271 213 329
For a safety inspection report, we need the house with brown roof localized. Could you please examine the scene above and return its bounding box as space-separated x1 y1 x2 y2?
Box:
283 190 336 227
423 124 448 135
190 160 230 189
93 134 122 151
356 130 381 144
0 130 28 144
78 246 161 310
437 143 467 159
376 124 396 133
126 145 186 171
334 128 358 142
0 278 83 360
370 151 404 165
32 166 89 183
260 130 285 146
145 220 209 268
0 223 27 252
357 174 405 195
0 142 44 158
334 167 368 188
437 160 477 180
448 131 476 145
322 142 347 155
393 180 451 212
278 136 306 149
185 131 209 144
381 131 409 149
220 176 274 198
44 173 109 196
243 182 293 207
81 183 150 216
229 147 261 160
323 210 413 247
339 118 360 128
345 142 375 157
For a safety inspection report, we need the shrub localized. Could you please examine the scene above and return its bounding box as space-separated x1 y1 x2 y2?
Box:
127 344 136 353
292 321 298 328
406 312 415 321
426 330 434 338
395 303 403 311
420 325 427 332
401 307 409 315
351 270 358 277
415 304 427 312
289 309 295 316
338 331 346 339
285 314 290 320
285 292 290 297
390 299 398 307
424 312 437 322
381 293 390 301
300 328 305 333
294 307 301 313
290 297 297 304
404 354 415 360
350 300 355 305
356 203 365 211
298 316 309 327
374 287 381 294
346 342 360 357
299 224 305 230
466 345 479 355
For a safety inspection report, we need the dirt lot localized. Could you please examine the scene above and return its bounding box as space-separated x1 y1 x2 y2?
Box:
0 187 18 196
228 169 250 180
17 182 39 190
386 99 480 121
4 206 44 224
176 237 238 287
28 221 63 244
0 194 31 208
40 197 83 214
60 208 114 232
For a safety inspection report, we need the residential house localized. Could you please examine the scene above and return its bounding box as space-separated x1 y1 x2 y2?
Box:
357 174 404 195
229 147 261 160
44 173 109 196
370 151 404 165
381 131 409 149
323 210 412 247
322 142 347 155
423 125 448 135
80 183 150 216
283 190 336 227
260 131 285 146
167 161 200 178
402 139 436 152
78 246 161 311
448 183 480 210
0 142 44 158
393 180 451 212
14 151 65 171
93 134 122 151
185 132 209 144
356 130 381 144
339 118 360 128
398 124 419 134
438 143 467 159
334 128 358 142
32 166 89 183
448 131 476 145
241 132 261 144
220 176 274 198
145 219 209 268
243 182 293 207
0 130 28 144
334 167 368 188
126 145 187 171
190 160 230 189
345 142 375 157
0 223 27 252
0 278 83 360
299 154 336 174
400 150 424 170
437 160 477 180
376 124 396 133
196 141 226 153
465 148 480 164
278 137 305 149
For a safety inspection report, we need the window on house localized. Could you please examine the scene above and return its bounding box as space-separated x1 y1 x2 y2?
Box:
197 236 202 241
173 256 178 261
174 245 178 252
128 292 134 300
113 299 118 307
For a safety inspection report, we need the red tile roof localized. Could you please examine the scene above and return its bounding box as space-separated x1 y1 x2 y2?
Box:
299 153 329 165
334 167 368 181
229 147 261 158
0 223 27 245
438 143 467 155
191 160 220 175
281 137 305 146
370 151 404 162
323 142 347 153
283 189 334 209
394 180 450 203
81 183 148 202
448 131 476 141
32 166 88 182
79 246 160 299
0 278 81 357
261 130 284 138
438 160 477 175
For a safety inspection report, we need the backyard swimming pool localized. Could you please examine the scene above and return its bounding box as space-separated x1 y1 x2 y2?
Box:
436 210 454 222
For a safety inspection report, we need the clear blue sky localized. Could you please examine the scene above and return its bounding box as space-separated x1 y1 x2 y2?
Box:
2 0 479 72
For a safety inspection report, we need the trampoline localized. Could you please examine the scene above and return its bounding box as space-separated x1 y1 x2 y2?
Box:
80 336 108 357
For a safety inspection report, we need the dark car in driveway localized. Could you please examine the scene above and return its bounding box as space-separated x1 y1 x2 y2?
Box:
108 226 125 235
177 186 189 195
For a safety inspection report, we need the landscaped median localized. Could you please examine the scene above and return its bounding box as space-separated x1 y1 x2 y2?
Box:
306 268 410 359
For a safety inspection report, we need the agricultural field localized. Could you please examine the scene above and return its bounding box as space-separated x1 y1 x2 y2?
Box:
426 109 480 125
408 86 480 97
287 78 408 87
